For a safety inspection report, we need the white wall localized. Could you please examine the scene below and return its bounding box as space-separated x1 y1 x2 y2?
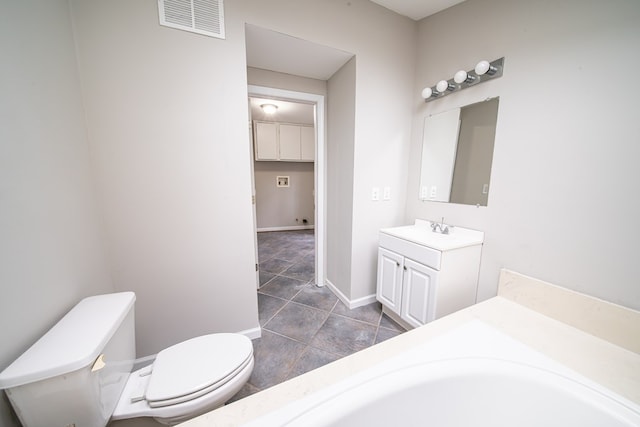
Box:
0 1 114 425
327 58 357 298
254 161 315 229
70 0 260 355
406 0 640 309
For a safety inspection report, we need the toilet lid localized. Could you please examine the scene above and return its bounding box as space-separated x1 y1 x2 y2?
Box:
145 333 253 406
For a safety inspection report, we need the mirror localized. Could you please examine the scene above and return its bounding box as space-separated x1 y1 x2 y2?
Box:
419 97 499 206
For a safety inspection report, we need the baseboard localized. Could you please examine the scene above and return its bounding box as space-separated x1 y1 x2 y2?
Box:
257 225 315 232
324 279 377 309
238 326 262 340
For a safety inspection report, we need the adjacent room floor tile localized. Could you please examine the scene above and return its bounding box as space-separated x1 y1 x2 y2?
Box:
259 270 275 287
258 275 307 300
281 258 315 282
260 257 294 275
379 313 406 332
310 314 378 356
264 302 329 344
288 346 341 379
249 330 306 389
375 326 402 344
332 300 382 326
257 293 287 326
292 284 338 312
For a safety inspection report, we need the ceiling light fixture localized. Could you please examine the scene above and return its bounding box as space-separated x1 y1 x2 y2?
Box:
261 104 278 114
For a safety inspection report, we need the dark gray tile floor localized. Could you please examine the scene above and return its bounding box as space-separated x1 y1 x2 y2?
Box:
229 230 406 403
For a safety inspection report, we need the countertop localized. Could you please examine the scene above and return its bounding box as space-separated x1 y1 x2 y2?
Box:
182 270 640 426
380 219 484 251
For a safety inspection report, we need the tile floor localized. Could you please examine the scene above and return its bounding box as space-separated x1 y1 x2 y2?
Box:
230 230 406 402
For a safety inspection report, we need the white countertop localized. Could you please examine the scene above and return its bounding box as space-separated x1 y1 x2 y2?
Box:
380 219 484 251
182 270 640 426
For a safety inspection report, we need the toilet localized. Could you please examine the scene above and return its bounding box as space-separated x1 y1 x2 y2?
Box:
0 292 254 426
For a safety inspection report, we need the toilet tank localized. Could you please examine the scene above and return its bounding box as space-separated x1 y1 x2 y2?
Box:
0 292 136 427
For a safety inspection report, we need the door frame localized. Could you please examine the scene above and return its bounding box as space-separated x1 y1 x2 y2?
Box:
247 85 326 287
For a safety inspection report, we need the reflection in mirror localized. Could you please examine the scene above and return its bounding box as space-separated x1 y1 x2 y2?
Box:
419 98 499 206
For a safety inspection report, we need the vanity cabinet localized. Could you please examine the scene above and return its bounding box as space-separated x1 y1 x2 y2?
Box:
376 220 483 329
254 121 314 162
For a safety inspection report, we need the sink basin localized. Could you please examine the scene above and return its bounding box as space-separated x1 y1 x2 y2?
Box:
380 219 483 251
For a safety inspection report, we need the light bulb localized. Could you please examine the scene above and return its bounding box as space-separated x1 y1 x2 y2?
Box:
475 60 497 76
421 87 433 99
454 70 468 84
261 104 278 114
436 80 454 93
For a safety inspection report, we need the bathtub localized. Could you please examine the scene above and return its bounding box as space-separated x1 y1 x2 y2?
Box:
243 321 640 426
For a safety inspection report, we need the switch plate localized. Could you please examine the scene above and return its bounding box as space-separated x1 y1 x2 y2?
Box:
372 187 380 201
383 186 391 201
482 184 489 194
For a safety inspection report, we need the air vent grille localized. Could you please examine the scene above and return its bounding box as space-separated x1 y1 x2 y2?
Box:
158 0 225 39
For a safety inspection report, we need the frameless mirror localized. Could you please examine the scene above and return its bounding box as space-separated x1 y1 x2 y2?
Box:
419 97 499 206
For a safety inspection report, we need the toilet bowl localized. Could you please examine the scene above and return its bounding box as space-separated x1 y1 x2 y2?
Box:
0 292 255 427
113 333 254 425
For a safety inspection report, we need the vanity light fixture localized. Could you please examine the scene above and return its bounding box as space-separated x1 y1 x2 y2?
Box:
422 57 504 103
260 103 278 114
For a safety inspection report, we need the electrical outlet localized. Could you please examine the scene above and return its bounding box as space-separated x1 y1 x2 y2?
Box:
420 186 429 199
372 187 380 201
383 186 391 201
430 186 437 198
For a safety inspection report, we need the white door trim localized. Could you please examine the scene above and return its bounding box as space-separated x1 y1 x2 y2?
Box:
247 85 326 287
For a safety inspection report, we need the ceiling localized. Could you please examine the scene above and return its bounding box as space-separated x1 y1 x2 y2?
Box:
245 24 354 81
245 1 467 94
369 0 467 21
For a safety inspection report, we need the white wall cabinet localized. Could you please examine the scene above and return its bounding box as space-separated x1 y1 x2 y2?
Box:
376 220 483 329
254 121 314 162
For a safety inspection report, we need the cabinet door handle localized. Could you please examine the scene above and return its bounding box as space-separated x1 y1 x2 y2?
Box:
403 266 407 271
396 262 400 266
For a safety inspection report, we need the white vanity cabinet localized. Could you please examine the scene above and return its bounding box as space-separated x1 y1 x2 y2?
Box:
376 220 483 329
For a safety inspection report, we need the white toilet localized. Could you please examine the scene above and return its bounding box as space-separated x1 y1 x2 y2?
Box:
0 292 254 426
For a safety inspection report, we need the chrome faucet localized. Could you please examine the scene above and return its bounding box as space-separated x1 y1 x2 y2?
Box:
431 217 452 234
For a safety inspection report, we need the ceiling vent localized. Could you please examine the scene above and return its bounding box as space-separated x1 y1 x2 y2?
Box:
158 0 225 39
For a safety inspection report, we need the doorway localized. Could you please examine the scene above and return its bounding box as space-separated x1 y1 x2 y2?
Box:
248 85 326 288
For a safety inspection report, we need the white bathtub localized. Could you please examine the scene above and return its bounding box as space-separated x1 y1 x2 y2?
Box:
243 321 640 426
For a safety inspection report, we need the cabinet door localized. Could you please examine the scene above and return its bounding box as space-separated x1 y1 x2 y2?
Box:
376 248 404 315
300 126 315 161
279 124 301 160
400 258 437 328
255 122 278 160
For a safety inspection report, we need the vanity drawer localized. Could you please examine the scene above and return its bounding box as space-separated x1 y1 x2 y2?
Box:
379 232 442 270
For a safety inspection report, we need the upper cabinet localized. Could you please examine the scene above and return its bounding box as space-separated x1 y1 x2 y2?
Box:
254 121 315 162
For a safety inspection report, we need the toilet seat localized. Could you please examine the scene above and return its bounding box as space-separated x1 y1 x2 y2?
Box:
146 333 253 407
111 333 254 425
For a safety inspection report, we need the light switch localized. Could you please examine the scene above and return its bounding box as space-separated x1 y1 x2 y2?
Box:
372 187 380 201
482 184 489 194
383 186 391 201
